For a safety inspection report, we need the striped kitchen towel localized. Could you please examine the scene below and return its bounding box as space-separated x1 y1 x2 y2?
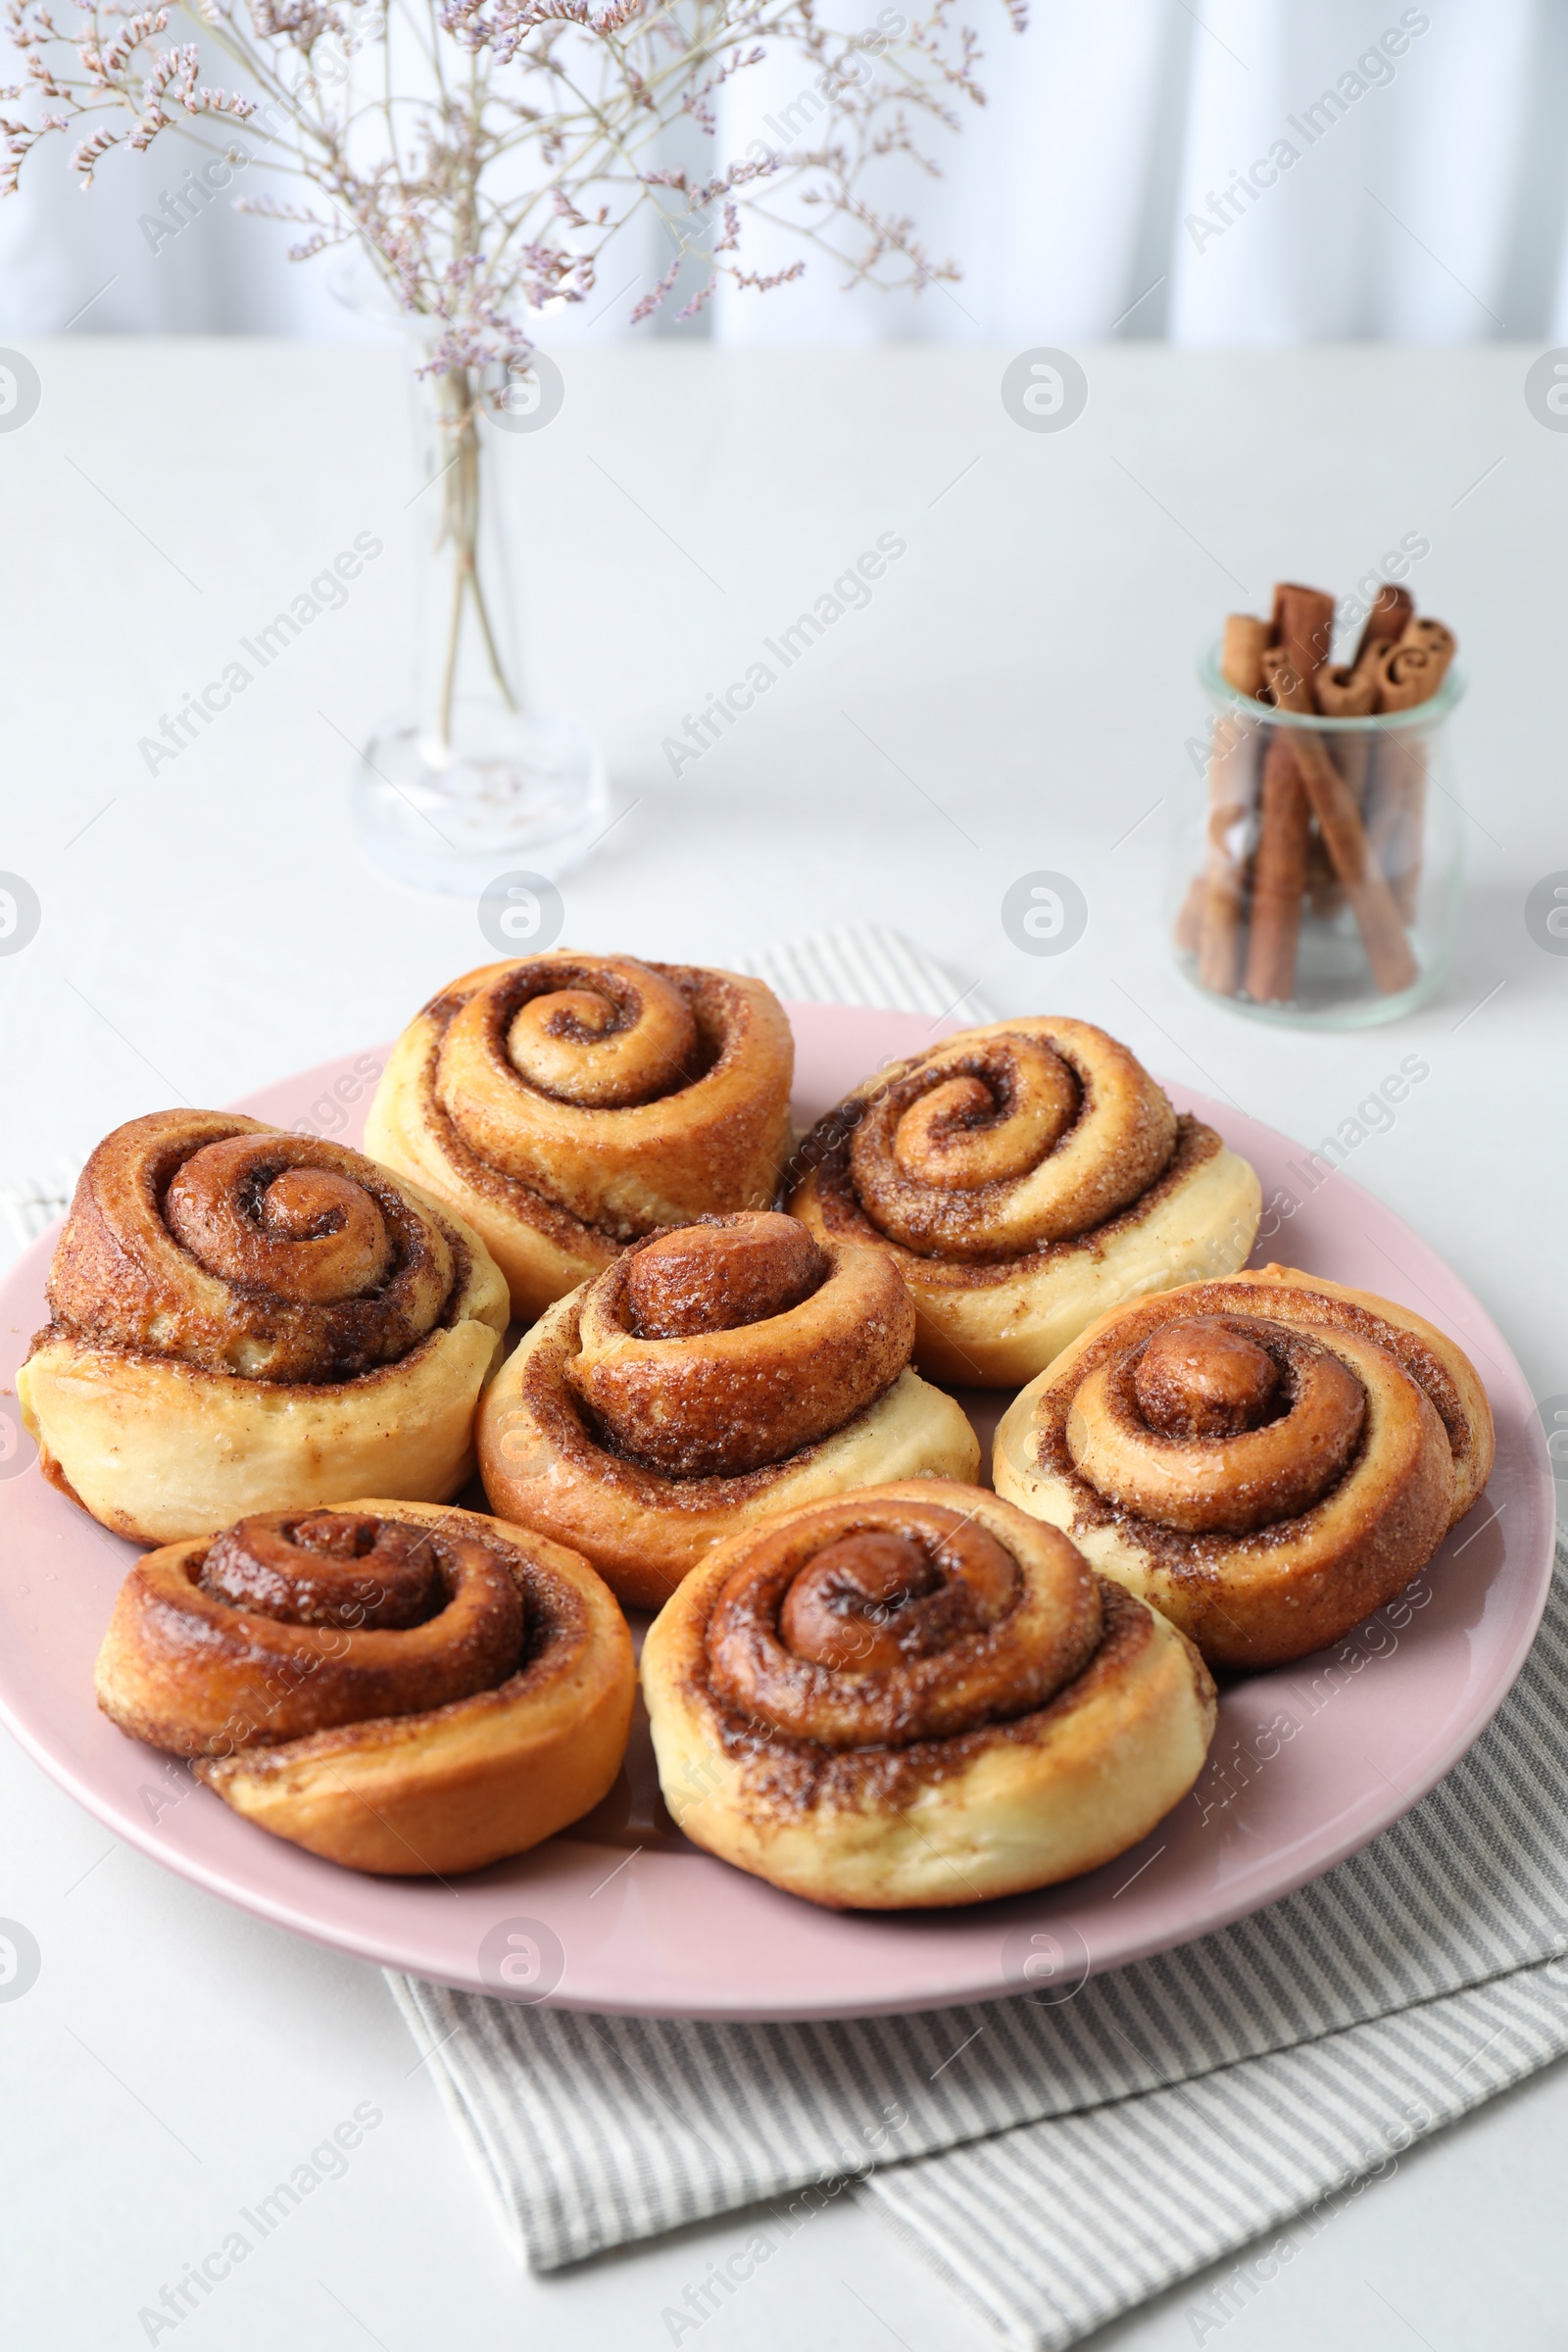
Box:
742 922 992 1024
391 1551 1568 2313
868 1948 1568 2347
0 1158 80 1271
387 927 1568 2347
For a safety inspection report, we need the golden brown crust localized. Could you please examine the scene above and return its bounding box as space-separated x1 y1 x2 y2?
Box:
477 1256 980 1610
95 1499 635 1876
16 1112 510 1544
364 955 795 1321
801 1110 1215 1294
1236 1265 1494 1522
569 1214 914 1476
104 1511 530 1753
1067 1319 1368 1533
41 1110 463 1383
680 1577 1155 1820
995 1271 1494 1669
642 1481 1216 1909
839 1019 1177 1260
793 1098 1263 1388
700 1491 1103 1747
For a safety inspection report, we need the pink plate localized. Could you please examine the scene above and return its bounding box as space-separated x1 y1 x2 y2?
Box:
0 1004 1553 2019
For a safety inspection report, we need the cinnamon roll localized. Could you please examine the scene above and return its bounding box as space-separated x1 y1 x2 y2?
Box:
788 1017 1261 1388
17 1111 510 1545
477 1212 980 1609
364 954 795 1320
994 1266 1495 1669
95 1499 634 1875
641 1481 1216 1909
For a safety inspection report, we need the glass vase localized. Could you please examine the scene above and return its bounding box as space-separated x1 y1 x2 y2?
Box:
355 351 608 894
1169 644 1465 1028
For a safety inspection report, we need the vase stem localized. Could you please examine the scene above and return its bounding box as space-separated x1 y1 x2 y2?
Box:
355 347 607 892
434 368 519 750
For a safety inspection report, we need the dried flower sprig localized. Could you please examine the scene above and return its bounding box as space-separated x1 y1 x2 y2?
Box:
2 0 1018 749
3 0 1018 363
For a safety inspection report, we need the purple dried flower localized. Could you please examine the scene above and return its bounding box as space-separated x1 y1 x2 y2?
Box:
3 0 1016 355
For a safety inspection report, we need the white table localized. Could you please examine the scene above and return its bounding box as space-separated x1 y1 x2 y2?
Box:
2 338 1565 2352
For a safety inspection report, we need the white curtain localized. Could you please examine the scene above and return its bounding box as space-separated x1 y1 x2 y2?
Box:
4 0 1567 343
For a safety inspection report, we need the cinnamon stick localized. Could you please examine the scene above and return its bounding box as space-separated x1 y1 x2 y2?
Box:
1352 583 1414 673
1198 614 1270 993
1396 616 1455 674
1197 713 1259 993
1264 652 1418 995
1367 621 1456 920
1270 583 1336 692
1198 574 1454 1004
1316 661 1379 725
1240 589 1333 1004
1351 589 1418 883
1243 728 1309 1004
1315 661 1379 813
1375 637 1453 710
1304 828 1343 921
1222 613 1270 696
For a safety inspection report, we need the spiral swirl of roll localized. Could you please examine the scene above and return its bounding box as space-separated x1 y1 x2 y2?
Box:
104 1509 527 1754
641 1480 1217 1910
19 1110 510 1545
838 1019 1177 1261
45 1110 464 1383
1067 1315 1369 1535
568 1211 914 1477
702 1489 1102 1748
789 1017 1262 1387
95 1499 635 1875
995 1269 1496 1670
477 1216 979 1608
364 954 796 1321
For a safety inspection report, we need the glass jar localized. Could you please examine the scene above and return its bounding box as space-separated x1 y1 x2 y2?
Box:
1170 644 1465 1028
